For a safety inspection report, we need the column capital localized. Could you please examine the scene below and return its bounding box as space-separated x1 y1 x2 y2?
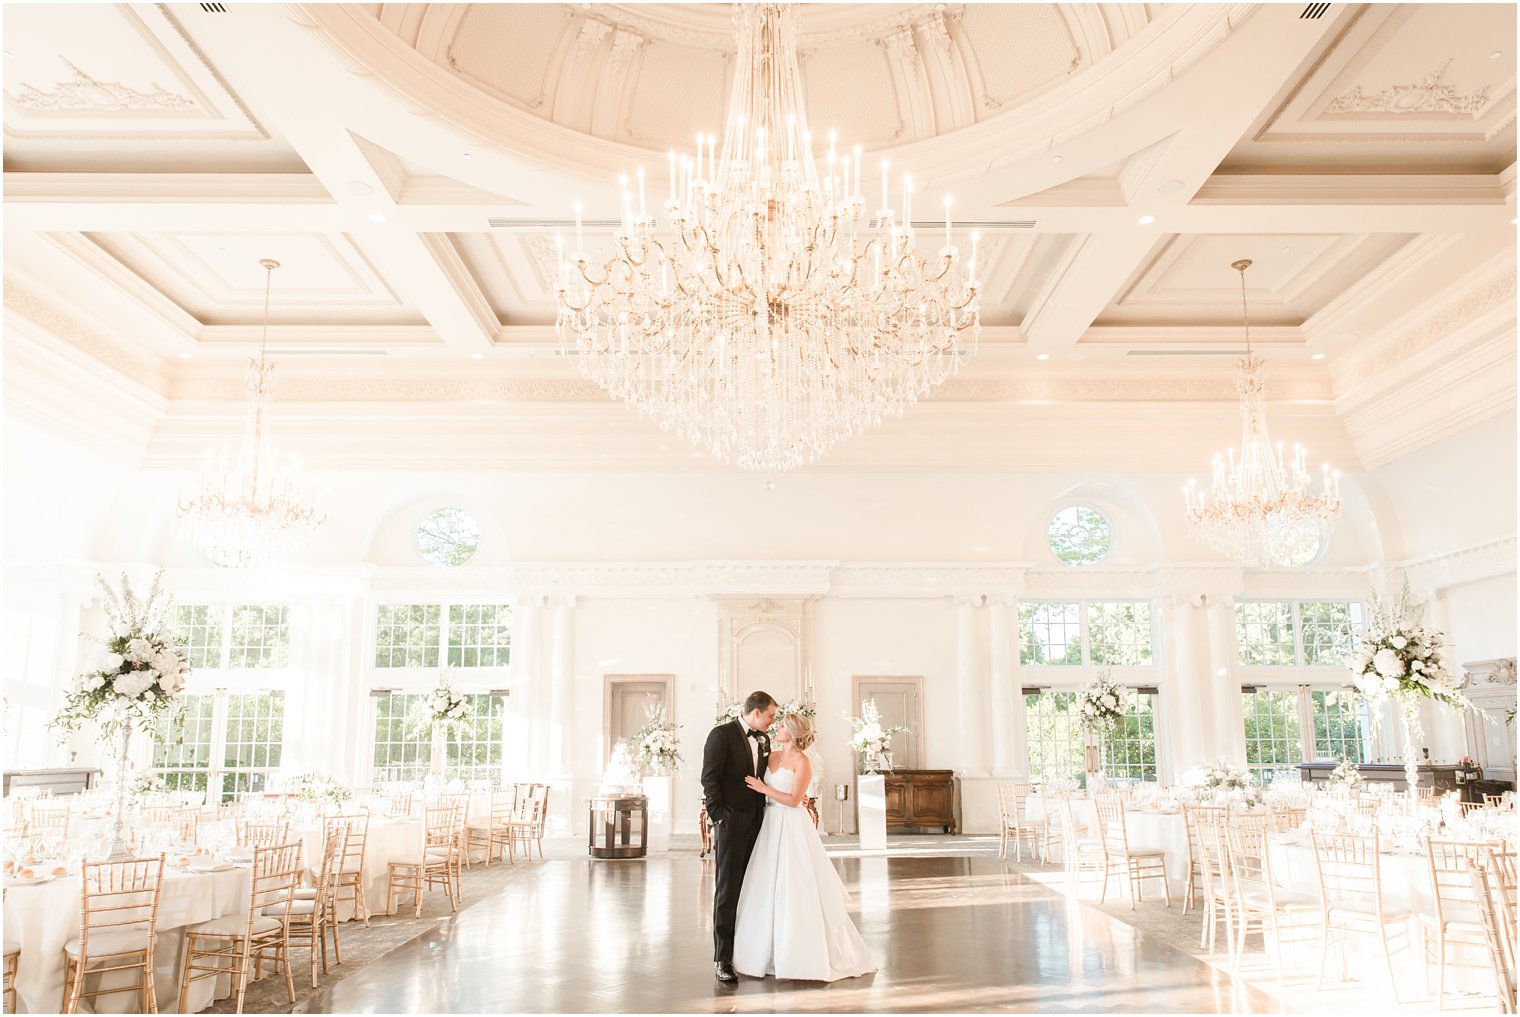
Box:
952 594 987 608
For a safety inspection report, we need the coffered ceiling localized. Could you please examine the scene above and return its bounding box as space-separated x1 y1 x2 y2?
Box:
2 3 1515 472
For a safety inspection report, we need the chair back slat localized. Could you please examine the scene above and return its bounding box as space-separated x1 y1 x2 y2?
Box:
248 842 302 920
80 854 165 940
489 787 516 822
1311 832 1384 907
238 819 291 849
1093 793 1129 858
324 813 370 869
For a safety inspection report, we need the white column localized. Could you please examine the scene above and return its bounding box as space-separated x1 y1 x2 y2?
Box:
548 597 575 778
1205 594 1246 765
291 593 357 779
510 598 545 775
1419 588 1468 762
988 595 1017 777
1165 595 1210 775
1008 598 1030 781
955 596 988 775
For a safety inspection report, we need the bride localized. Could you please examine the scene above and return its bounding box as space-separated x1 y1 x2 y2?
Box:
732 713 875 982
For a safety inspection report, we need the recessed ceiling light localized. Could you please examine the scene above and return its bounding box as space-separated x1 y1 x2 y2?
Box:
1137 214 1156 225
177 352 192 360
470 352 484 360
369 212 387 224
1281 246 1292 252
1036 353 1051 361
462 152 473 160
1051 154 1063 164
1491 51 1504 60
1311 352 1326 361
345 181 374 197
1155 179 1184 196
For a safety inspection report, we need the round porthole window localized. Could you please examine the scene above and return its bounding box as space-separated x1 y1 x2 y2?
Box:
1047 506 1112 566
415 507 480 566
1282 520 1329 567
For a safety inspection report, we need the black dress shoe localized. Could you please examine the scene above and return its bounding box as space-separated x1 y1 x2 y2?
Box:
715 961 737 983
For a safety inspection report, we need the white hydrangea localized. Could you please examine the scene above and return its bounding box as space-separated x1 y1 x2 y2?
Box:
1373 648 1405 678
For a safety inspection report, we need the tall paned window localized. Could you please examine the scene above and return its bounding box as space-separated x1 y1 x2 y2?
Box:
1019 603 1082 666
1310 689 1368 763
374 606 442 668
1300 602 1366 666
148 691 285 802
445 693 509 782
448 605 512 667
171 604 290 670
150 693 216 795
1088 602 1153 666
371 692 431 782
220 693 285 798
1241 688 1302 784
1236 601 1296 665
1023 691 1086 787
1101 690 1158 782
173 608 224 670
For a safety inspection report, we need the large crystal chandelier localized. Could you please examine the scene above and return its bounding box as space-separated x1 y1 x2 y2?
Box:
1184 259 1341 568
554 3 980 472
177 259 325 567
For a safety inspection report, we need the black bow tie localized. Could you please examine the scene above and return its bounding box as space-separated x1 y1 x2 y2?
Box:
746 729 767 740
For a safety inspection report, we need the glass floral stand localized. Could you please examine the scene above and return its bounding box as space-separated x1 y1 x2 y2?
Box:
857 774 887 850
586 794 648 860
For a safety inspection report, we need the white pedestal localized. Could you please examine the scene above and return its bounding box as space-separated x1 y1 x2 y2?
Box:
642 775 673 853
857 773 887 850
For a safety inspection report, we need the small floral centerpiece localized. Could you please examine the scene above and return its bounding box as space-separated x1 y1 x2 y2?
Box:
50 572 188 856
847 700 907 774
634 705 683 776
1078 670 1125 735
128 773 169 801
1201 759 1265 807
1348 580 1474 793
1326 758 1365 792
289 772 353 808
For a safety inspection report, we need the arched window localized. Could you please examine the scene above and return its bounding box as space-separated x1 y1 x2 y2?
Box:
1047 506 1112 566
415 507 480 566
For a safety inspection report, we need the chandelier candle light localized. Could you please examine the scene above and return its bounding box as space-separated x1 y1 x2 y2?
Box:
177 259 325 568
555 3 980 472
1183 259 1341 568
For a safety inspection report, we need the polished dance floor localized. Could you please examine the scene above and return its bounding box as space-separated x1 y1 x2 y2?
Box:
304 855 1282 1013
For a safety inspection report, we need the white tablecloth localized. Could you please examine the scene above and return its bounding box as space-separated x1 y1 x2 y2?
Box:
4 865 248 1014
1026 794 1191 894
294 818 425 920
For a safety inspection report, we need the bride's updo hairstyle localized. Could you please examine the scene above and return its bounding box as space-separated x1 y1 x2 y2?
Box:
782 713 815 751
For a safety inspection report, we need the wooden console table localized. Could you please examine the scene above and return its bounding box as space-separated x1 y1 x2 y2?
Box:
882 769 957 833
1297 761 1471 794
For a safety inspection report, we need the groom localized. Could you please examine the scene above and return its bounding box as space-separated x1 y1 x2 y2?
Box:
701 690 777 983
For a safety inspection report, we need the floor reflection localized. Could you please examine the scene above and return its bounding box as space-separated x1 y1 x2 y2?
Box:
304 856 1286 1014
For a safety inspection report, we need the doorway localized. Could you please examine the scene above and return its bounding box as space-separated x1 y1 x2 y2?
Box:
603 675 674 767
851 676 923 769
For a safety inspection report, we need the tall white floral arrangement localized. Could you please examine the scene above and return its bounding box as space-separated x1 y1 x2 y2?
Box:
1348 580 1473 793
410 668 473 739
635 704 683 776
847 700 906 774
51 572 188 739
1077 670 1124 736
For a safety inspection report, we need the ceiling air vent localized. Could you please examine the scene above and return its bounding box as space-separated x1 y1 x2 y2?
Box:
200 2 228 11
1299 3 1330 19
1126 349 1247 357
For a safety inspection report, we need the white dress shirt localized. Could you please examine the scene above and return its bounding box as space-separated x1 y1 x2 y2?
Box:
738 715 761 775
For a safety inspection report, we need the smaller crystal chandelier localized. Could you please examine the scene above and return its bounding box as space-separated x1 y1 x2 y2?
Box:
177 259 325 568
1184 259 1341 568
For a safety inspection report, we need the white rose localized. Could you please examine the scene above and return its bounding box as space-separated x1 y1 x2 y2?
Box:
1373 648 1405 679
97 651 125 673
125 638 154 663
1103 694 1118 709
144 690 156 702
1391 635 1408 650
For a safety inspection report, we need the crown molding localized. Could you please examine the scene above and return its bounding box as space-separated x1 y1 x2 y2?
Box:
1403 536 1517 592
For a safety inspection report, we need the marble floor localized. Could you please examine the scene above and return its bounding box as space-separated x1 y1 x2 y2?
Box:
302 854 1284 1014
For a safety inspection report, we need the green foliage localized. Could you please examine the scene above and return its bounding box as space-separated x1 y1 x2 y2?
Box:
416 508 480 567
1047 506 1111 566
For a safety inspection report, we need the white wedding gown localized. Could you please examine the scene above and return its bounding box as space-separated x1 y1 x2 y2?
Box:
732 766 875 981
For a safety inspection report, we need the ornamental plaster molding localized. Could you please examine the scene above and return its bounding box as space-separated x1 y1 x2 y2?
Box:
589 4 947 50
1402 536 1517 592
4 279 168 394
13 57 199 113
1336 271 1517 392
829 564 1026 596
1325 61 1490 117
1460 658 1517 690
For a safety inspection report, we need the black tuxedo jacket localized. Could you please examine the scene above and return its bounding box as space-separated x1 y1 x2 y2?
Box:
701 719 768 825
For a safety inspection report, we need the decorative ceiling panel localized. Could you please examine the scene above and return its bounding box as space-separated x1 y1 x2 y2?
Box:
83 231 415 324
2 4 265 140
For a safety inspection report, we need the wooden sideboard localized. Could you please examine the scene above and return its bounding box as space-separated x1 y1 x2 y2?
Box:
1297 761 1470 794
881 769 957 833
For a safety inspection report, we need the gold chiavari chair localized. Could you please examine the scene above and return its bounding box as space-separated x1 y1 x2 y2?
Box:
386 803 462 917
528 784 551 859
384 790 414 817
3 938 16 1014
1093 793 1171 910
1230 810 1272 833
506 784 547 862
994 783 1037 862
1269 807 1306 833
1310 832 1415 1003
1196 817 1237 962
29 803 70 843
236 819 291 850
62 854 166 1014
322 814 371 927
1056 793 1105 897
1458 800 1490 816
441 792 473 866
179 842 300 1014
1181 804 1227 916
1483 793 1507 809
1006 783 1058 865
1225 824 1319 984
1486 847 1518 998
281 827 347 987
1422 839 1510 1010
466 787 517 866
